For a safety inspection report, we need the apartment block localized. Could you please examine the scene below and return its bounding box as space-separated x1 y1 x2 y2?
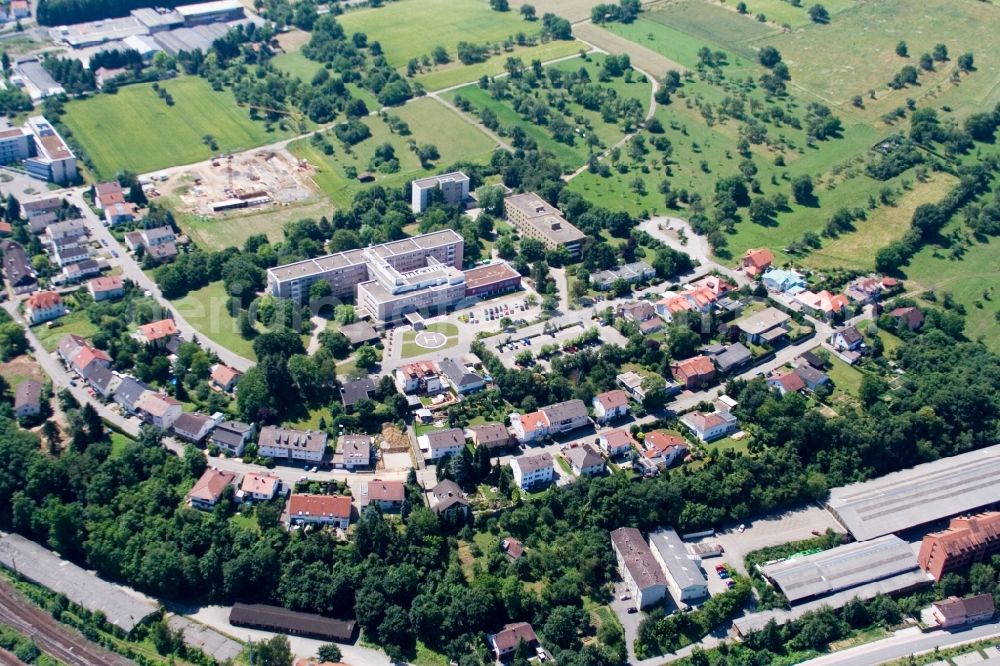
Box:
410 171 470 213
504 192 585 258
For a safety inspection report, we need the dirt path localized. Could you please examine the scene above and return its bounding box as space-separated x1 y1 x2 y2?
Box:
0 579 133 666
573 22 683 79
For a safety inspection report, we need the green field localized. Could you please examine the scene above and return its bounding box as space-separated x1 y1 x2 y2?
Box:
272 51 324 81
171 281 257 360
338 0 538 67
416 38 585 92
706 0 859 29
178 198 331 251
763 0 1000 108
644 0 778 62
34 310 97 352
604 16 757 74
293 97 497 207
62 77 294 178
903 227 1000 352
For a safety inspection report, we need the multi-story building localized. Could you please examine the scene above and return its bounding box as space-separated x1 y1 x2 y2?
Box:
24 117 77 184
593 389 629 423
24 291 66 324
364 480 405 511
510 452 554 490
135 391 182 430
418 428 465 460
679 410 738 443
610 527 667 609
650 528 708 602
210 420 255 456
919 512 1000 581
410 171 470 213
257 426 327 463
0 125 33 165
267 230 463 302
503 192 585 258
239 472 281 502
287 494 352 529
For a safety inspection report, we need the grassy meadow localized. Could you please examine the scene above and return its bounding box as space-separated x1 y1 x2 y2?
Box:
62 77 294 178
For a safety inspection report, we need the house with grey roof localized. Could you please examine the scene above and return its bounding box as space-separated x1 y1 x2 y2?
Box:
565 444 605 476
173 411 218 443
210 420 255 456
340 376 375 409
713 342 752 373
430 479 469 518
81 362 119 398
334 434 372 470
437 357 485 395
650 529 708 602
466 422 510 450
14 380 42 419
113 376 151 413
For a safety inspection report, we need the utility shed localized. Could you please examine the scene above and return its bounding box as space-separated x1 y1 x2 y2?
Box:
229 603 356 642
759 535 921 605
0 532 157 632
827 443 1000 541
650 529 708 602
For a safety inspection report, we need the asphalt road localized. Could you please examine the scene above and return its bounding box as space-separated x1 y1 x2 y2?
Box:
799 622 1000 666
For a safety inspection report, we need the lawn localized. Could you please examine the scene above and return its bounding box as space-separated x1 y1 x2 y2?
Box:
415 38 585 92
292 97 496 207
338 0 539 67
229 512 260 533
826 356 865 399
708 434 751 456
401 322 460 358
34 310 97 352
178 198 330 251
170 281 257 360
62 77 295 179
762 0 1000 108
109 432 135 458
805 173 957 271
903 226 1000 352
272 51 323 82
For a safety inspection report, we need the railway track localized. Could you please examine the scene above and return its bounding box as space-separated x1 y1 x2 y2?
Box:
0 580 132 666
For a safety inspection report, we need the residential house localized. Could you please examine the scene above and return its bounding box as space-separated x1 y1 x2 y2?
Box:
46 219 87 243
593 389 629 424
1 241 37 294
88 276 125 301
430 479 470 518
466 422 510 451
104 202 138 227
135 391 182 430
671 355 716 389
50 237 90 267
643 431 689 468
0 222 11 237
10 1 28 20
437 357 485 395
188 468 237 510
239 472 281 502
598 427 636 458
365 480 405 511
146 243 177 264
59 335 110 375
845 276 883 304
741 248 774 277
24 291 66 324
762 268 806 294
610 527 667 609
689 275 734 296
81 362 120 398
656 293 694 323
339 376 375 409
767 371 806 396
394 360 442 394
510 452 554 490
501 537 524 560
287 494 352 529
21 197 62 220
680 410 738 443
510 410 548 443
889 306 924 331
565 444 605 476
639 317 664 335
141 226 176 248
617 371 648 401
94 181 124 209
210 364 241 393
27 212 58 234
591 261 655 290
135 319 178 347
490 622 540 661
14 380 42 419
794 289 849 318
339 321 379 346
831 325 864 352
333 434 372 470
794 365 830 392
931 595 995 629
734 307 791 345
258 426 327 463
797 349 827 370
210 420 255 456
418 428 465 460
620 301 656 322
123 231 145 251
682 286 719 313
61 258 101 283
172 411 217 443
540 399 589 435
112 376 150 413
713 342 752 374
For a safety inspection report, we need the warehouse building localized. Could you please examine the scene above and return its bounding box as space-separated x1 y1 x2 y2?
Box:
229 603 356 642
650 528 708 602
610 527 667 609
827 443 1000 541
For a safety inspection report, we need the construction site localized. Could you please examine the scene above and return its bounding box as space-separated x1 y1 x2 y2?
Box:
165 146 316 217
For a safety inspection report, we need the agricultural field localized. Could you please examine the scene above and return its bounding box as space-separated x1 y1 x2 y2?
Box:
762 0 1000 109
415 38 585 92
61 77 294 179
443 53 652 172
903 226 1000 352
603 15 757 74
292 97 497 208
337 0 539 67
703 0 859 29
643 0 778 62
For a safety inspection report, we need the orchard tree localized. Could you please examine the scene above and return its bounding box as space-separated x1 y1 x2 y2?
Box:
808 3 829 23
792 175 815 205
520 3 536 20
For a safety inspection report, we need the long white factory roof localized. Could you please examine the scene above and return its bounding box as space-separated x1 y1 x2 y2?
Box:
826 443 1000 541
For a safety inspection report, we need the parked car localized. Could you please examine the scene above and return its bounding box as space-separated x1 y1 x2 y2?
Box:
627 607 638 614
726 580 737 589
619 593 630 601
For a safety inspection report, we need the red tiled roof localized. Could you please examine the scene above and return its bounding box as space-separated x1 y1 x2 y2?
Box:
742 248 774 272
189 468 236 503
211 364 241 387
519 410 548 434
595 389 629 411
241 473 280 496
367 480 405 503
26 290 62 309
645 430 686 453
672 355 714 380
138 319 177 341
288 494 352 520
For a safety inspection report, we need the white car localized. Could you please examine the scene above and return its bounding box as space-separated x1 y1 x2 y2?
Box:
619 593 631 601
737 524 746 533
